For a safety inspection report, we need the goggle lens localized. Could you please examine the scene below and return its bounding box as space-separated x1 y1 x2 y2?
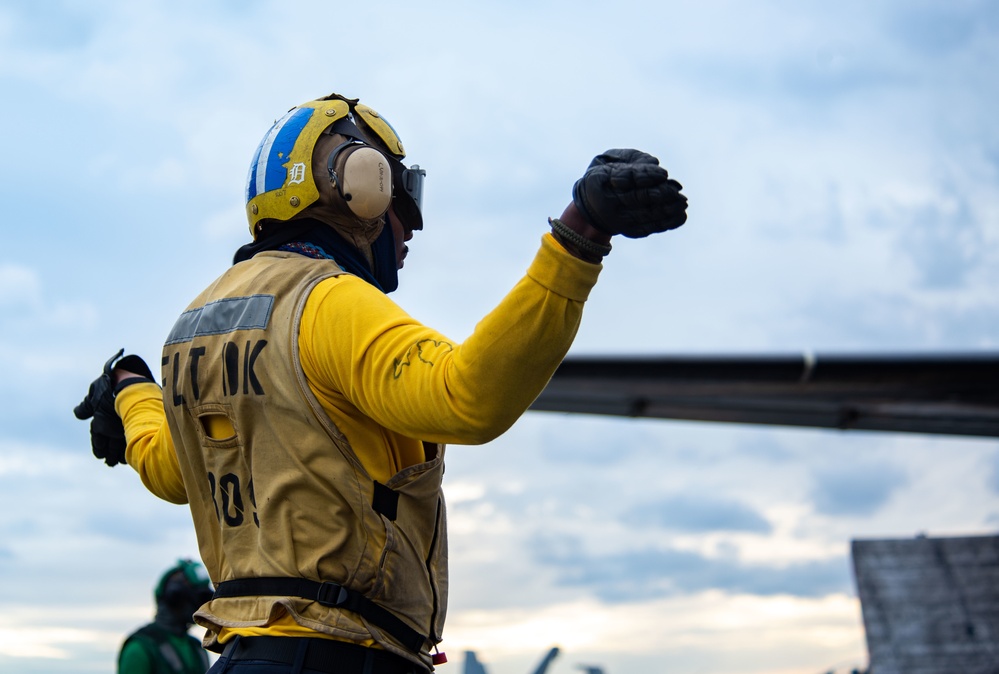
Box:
401 165 425 212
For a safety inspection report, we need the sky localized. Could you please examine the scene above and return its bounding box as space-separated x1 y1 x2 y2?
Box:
1 1 998 673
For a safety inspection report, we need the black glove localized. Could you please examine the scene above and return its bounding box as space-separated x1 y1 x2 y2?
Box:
571 148 688 238
73 349 155 467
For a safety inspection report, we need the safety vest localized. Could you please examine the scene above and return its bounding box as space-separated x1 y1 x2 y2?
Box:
161 252 448 667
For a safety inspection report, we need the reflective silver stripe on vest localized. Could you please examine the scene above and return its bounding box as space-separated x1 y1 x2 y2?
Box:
165 294 275 345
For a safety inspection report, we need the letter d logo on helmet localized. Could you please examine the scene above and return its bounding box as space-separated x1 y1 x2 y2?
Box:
245 93 422 239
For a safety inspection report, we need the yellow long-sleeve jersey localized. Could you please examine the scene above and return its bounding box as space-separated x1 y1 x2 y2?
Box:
117 232 600 502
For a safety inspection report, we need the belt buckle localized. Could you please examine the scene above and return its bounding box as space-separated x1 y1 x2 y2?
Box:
316 581 349 607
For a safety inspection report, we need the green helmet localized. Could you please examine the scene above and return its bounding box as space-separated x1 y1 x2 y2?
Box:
154 559 212 607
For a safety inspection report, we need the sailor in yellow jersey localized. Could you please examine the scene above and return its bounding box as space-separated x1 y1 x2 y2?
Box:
75 91 688 674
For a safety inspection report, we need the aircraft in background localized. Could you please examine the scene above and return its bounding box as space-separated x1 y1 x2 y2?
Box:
529 352 999 673
461 646 606 674
529 352 999 438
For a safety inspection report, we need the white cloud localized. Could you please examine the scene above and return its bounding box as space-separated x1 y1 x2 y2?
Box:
0 624 108 659
445 591 865 674
0 264 41 307
0 263 100 380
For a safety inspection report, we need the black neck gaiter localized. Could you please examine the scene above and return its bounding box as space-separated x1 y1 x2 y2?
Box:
233 218 398 293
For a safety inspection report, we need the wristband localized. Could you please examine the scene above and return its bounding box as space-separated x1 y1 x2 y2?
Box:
548 217 612 259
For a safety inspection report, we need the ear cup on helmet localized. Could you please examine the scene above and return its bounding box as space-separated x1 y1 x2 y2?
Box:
334 145 393 220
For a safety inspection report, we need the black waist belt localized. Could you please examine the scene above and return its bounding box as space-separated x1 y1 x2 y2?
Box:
213 577 427 653
221 635 426 674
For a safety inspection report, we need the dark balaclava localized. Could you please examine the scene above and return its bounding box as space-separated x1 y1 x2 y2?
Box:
153 562 214 635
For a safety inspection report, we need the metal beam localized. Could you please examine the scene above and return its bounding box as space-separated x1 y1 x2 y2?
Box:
529 353 999 438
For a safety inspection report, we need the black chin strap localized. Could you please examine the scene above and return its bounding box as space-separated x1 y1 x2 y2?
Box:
330 115 371 144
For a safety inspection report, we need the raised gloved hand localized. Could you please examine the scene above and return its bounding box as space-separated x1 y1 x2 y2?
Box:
571 148 688 238
73 349 155 467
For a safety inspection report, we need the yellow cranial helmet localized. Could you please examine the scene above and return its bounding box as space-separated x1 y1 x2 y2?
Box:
244 93 425 240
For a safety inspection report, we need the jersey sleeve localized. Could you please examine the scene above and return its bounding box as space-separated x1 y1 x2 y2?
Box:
115 382 188 504
299 233 601 445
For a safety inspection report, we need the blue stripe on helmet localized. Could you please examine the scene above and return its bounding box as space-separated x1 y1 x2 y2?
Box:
245 106 315 203
245 141 265 203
